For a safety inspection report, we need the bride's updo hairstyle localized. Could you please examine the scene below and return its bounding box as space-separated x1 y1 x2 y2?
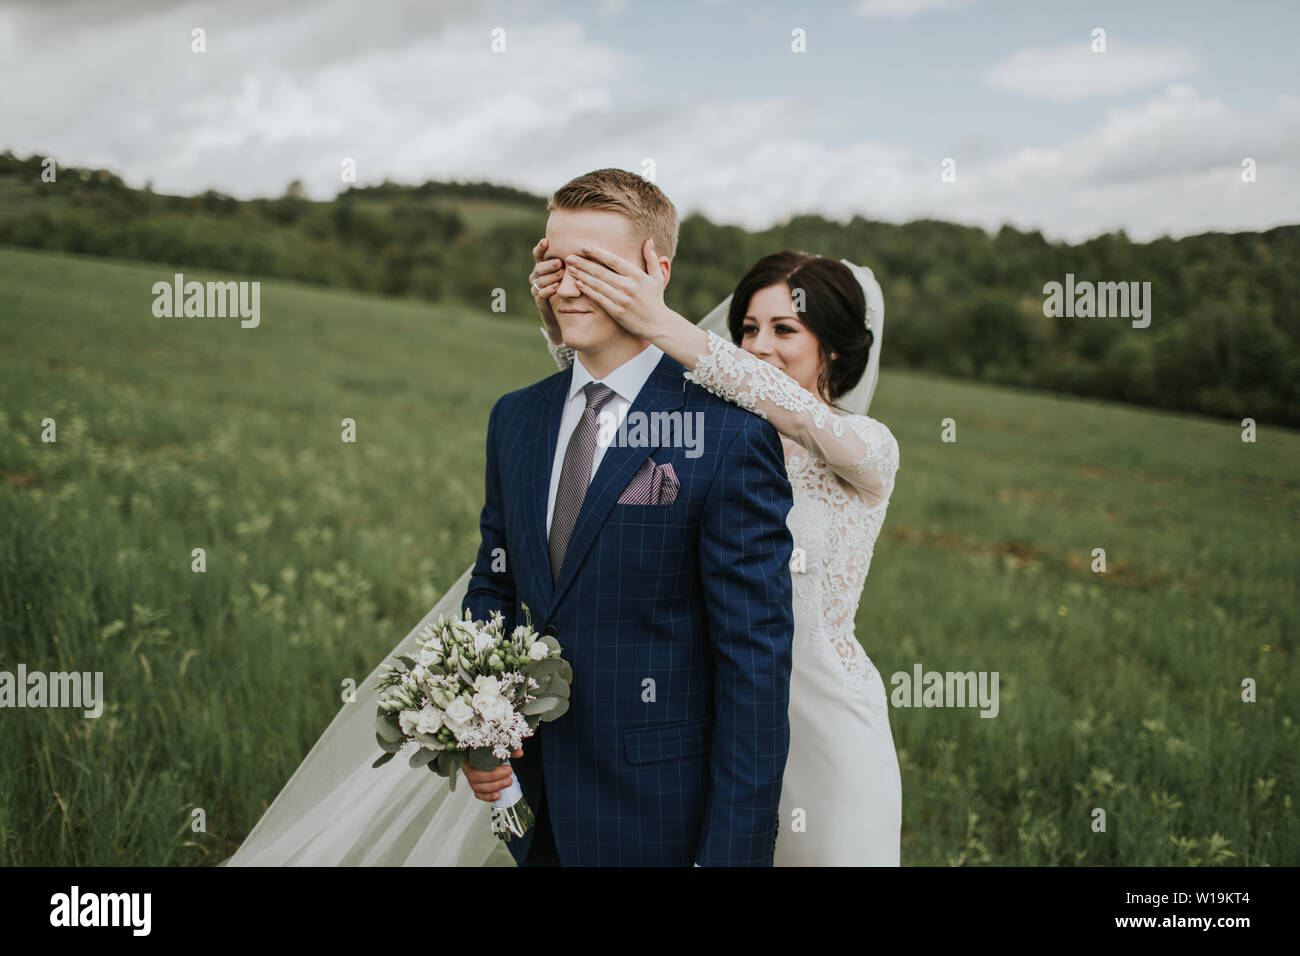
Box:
726 251 873 404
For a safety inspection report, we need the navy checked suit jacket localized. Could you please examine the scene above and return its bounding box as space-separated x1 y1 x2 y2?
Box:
463 350 796 866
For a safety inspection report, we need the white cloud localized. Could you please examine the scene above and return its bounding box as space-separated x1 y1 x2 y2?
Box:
986 41 1200 101
618 85 1300 244
875 85 1300 241
854 0 975 19
0 1 625 199
0 3 1294 245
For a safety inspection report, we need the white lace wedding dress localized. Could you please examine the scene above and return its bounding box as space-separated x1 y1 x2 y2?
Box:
552 329 903 865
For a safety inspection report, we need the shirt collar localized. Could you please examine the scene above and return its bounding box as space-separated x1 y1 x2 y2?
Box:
568 343 664 405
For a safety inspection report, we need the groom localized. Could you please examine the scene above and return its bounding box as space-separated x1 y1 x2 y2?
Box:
462 168 795 867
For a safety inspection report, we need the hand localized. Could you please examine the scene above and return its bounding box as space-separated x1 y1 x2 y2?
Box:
529 238 563 343
564 239 673 339
461 747 523 803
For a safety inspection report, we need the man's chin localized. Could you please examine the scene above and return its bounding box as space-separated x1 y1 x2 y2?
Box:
557 313 612 351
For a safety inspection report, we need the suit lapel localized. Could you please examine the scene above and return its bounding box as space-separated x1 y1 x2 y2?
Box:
549 353 687 610
527 370 571 613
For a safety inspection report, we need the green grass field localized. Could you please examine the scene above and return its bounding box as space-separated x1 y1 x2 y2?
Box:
1 245 1296 866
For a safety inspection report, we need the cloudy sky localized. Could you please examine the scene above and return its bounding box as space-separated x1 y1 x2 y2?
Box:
2 0 1297 241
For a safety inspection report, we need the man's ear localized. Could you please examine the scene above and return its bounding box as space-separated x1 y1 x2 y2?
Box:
643 238 670 288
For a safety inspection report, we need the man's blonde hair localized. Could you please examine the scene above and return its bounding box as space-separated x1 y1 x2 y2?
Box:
547 168 678 261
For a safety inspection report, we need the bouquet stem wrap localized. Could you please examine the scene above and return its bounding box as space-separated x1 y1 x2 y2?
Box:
488 760 534 841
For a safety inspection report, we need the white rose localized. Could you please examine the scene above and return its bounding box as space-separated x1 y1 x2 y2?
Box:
415 704 443 735
398 709 421 736
474 694 512 723
444 696 474 728
529 642 548 661
473 631 496 656
473 674 500 697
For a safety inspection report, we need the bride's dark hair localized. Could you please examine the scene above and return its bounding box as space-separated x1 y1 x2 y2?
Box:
726 251 873 404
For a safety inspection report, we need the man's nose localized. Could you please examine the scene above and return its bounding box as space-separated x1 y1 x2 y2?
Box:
555 266 582 297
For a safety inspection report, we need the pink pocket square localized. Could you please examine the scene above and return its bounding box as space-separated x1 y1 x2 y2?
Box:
617 460 679 505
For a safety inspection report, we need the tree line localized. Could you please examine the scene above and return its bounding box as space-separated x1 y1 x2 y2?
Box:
2 151 1295 425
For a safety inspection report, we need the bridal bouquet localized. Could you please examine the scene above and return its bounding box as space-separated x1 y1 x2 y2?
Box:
371 605 572 841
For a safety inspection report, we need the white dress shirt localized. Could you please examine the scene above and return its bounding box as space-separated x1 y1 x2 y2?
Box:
545 343 664 537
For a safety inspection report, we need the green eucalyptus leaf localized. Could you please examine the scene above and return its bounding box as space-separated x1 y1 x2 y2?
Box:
467 747 502 771
438 750 462 780
528 674 554 698
537 696 569 722
526 657 562 677
523 659 562 692
376 727 405 753
521 696 559 715
408 747 437 769
376 713 404 742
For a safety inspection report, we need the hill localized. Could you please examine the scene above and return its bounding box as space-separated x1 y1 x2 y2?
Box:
1 246 1295 865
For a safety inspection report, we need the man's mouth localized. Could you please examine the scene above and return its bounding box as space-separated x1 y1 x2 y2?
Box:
559 309 590 314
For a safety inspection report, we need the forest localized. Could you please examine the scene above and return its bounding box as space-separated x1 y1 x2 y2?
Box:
3 151 1296 426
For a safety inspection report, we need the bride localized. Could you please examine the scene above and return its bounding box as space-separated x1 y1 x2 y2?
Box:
225 244 900 867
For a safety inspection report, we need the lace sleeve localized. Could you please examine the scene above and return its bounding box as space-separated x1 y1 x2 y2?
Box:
541 326 574 370
683 329 898 506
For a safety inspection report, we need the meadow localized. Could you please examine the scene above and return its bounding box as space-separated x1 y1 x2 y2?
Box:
0 245 1295 865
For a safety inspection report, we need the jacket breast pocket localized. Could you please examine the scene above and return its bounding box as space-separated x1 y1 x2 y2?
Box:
624 718 712 765
609 500 682 523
